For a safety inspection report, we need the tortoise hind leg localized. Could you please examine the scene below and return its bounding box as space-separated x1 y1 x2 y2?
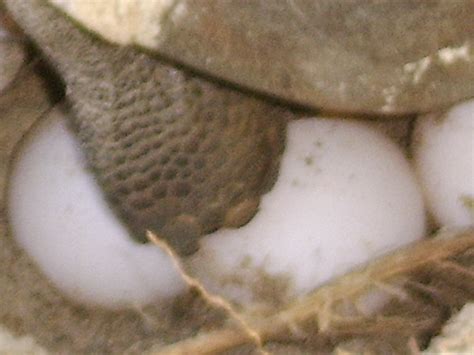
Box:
6 0 287 255
100 67 287 255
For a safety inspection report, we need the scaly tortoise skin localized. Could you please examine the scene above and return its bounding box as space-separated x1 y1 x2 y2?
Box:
6 0 287 255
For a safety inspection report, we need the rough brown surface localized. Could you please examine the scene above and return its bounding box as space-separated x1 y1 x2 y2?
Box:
0 40 24 92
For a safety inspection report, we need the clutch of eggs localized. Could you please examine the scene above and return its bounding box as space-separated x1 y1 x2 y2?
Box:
9 100 452 309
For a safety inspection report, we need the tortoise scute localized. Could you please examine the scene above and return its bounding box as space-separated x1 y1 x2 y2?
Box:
6 0 286 255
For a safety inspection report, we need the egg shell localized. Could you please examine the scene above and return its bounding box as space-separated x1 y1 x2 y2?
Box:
8 107 186 309
413 99 474 228
190 118 426 306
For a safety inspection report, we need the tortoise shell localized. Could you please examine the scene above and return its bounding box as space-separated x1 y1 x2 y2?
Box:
47 0 474 113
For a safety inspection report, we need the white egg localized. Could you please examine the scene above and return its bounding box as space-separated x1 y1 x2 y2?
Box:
8 106 186 309
189 118 426 306
413 99 474 228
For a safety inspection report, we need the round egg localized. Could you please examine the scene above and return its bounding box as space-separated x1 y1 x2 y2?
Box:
413 99 474 228
7 106 186 309
189 118 426 307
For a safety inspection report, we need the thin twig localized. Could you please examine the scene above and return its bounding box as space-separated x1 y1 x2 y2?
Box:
146 231 269 355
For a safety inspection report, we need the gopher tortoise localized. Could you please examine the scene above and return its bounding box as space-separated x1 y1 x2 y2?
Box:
5 0 474 255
